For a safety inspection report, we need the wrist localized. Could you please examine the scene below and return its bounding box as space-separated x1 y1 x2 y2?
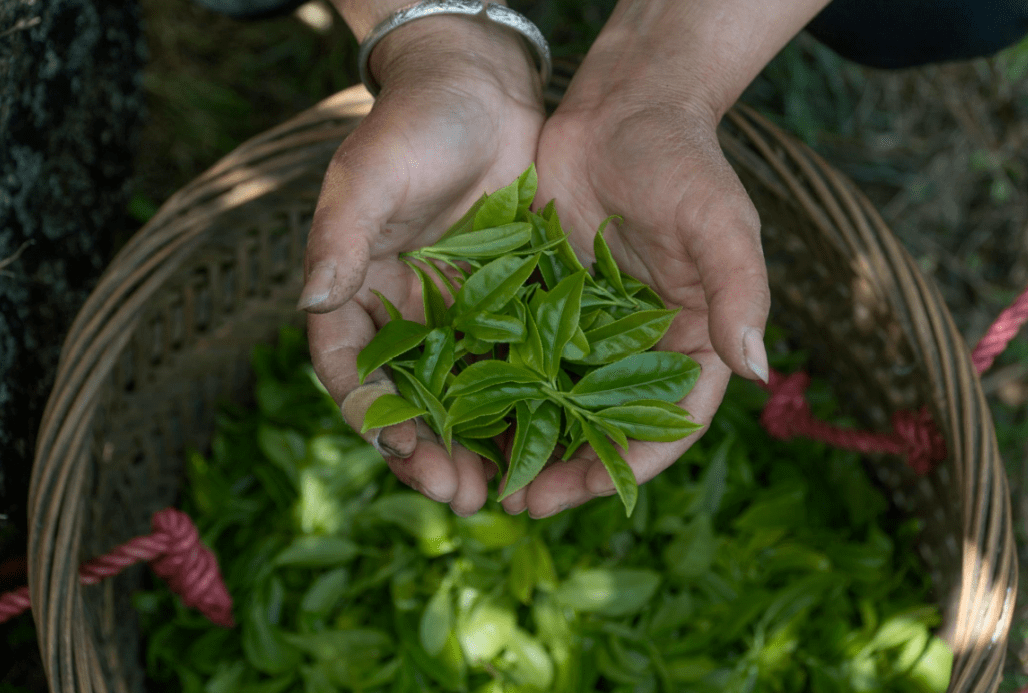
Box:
568 0 831 121
369 11 541 102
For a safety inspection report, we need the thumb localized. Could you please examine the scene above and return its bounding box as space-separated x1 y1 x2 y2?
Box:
298 121 401 314
689 190 771 384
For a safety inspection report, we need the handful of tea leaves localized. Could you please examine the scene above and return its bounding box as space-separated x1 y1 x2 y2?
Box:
357 166 701 515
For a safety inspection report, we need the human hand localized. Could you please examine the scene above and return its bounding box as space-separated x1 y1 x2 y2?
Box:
498 46 771 520
301 15 545 516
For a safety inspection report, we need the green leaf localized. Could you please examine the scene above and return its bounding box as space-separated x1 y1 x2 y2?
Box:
357 319 431 384
444 382 543 435
499 400 561 499
446 360 543 400
438 192 488 242
274 535 359 567
542 200 586 279
456 510 526 550
562 325 591 361
535 271 587 379
300 567 350 614
553 568 660 616
371 289 403 321
242 583 302 675
530 212 569 289
572 309 679 365
505 628 555 690
415 327 456 398
257 424 305 487
457 598 517 663
516 164 537 218
453 435 506 471
427 222 533 259
455 254 539 316
283 629 393 660
367 492 457 556
509 306 546 376
509 536 558 604
570 351 700 408
453 413 510 439
907 637 953 693
361 393 427 433
474 178 519 230
593 216 626 297
420 582 453 657
663 513 718 580
411 263 448 329
393 367 448 437
580 417 638 515
453 310 526 344
590 400 701 442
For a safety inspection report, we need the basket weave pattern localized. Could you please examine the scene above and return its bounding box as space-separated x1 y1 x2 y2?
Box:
29 62 1015 693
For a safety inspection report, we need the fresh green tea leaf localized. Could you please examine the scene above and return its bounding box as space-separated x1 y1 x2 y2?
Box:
410 263 448 329
360 393 427 433
392 367 447 436
569 351 700 408
535 270 587 379
427 222 533 259
516 164 537 217
572 309 680 365
446 360 543 400
415 327 456 398
553 568 660 616
438 192 487 242
273 535 359 568
420 582 453 657
473 178 519 230
500 400 561 500
356 319 431 384
452 310 526 344
454 254 539 316
370 289 403 321
590 400 702 442
580 417 638 515
593 216 626 297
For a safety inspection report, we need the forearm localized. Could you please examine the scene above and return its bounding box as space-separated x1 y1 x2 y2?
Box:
573 0 831 121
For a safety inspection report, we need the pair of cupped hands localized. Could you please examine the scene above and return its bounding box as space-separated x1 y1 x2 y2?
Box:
299 14 771 520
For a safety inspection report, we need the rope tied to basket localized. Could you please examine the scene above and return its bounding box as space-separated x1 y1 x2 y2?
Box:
761 283 1028 475
0 508 234 627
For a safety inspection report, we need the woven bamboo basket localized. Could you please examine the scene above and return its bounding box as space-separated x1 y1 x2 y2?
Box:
29 58 1017 693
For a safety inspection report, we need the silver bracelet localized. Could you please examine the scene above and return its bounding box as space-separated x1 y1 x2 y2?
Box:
358 0 552 97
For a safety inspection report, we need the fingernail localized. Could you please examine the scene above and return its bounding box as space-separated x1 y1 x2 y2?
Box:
503 505 528 516
297 265 335 310
743 327 769 384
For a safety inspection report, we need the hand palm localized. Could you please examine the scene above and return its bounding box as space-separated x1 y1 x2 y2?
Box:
305 81 543 515
498 103 768 516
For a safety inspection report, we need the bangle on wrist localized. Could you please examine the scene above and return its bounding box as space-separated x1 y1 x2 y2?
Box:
358 0 551 97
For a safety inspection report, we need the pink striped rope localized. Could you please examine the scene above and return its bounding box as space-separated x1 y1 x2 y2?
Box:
760 283 1028 475
0 507 233 627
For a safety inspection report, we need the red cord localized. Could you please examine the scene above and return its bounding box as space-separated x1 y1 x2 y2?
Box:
0 508 233 627
760 283 1028 475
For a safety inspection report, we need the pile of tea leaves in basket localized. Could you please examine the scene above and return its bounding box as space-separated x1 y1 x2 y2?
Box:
133 324 952 693
355 165 700 517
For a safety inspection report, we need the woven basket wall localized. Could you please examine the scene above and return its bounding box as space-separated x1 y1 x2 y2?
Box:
29 58 1016 693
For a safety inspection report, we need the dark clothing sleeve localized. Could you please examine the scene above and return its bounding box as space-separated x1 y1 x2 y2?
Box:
806 0 1028 68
